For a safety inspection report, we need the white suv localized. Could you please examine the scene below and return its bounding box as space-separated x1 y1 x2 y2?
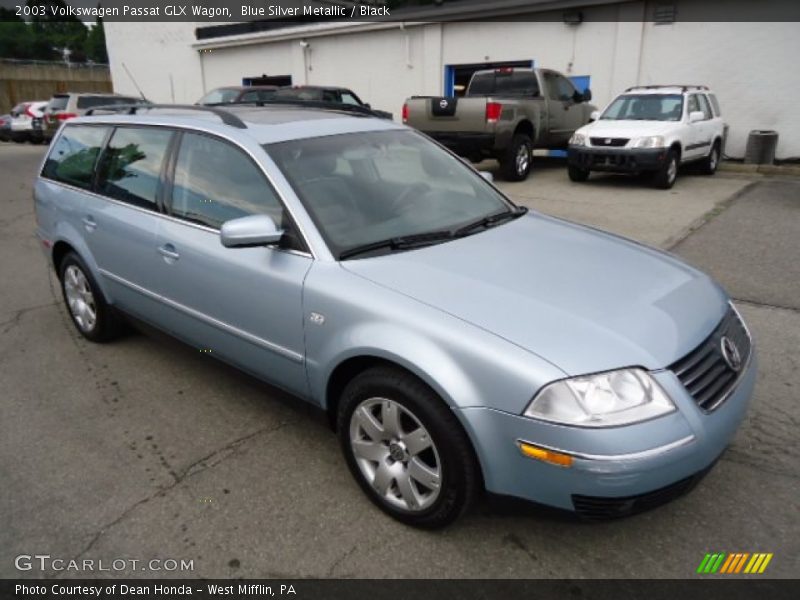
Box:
567 85 724 189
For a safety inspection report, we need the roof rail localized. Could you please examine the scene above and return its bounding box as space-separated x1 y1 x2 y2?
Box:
84 103 247 129
625 84 709 93
217 98 377 118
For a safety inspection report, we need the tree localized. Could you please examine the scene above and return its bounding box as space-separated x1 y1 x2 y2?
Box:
86 13 107 63
26 0 89 62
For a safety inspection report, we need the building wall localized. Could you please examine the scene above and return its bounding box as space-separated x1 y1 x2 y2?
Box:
104 3 800 159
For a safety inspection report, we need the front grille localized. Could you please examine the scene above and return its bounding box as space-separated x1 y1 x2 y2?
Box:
669 307 751 412
572 468 709 520
590 137 629 147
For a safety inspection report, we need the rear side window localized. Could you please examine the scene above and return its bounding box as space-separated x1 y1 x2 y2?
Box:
707 93 721 117
169 132 286 230
42 125 109 189
97 127 172 210
47 95 69 111
76 96 138 109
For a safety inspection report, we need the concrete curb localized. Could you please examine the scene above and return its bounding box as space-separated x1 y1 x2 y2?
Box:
719 161 800 177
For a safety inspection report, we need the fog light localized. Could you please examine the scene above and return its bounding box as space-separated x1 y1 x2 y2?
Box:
518 442 573 467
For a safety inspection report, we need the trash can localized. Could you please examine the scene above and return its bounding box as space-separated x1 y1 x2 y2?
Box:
744 130 779 165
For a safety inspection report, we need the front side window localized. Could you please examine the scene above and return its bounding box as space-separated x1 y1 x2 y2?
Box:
707 93 721 117
601 94 683 122
544 73 576 101
197 88 240 104
42 124 109 189
170 133 287 231
686 94 700 115
696 94 713 120
97 127 172 210
340 92 361 106
266 130 516 259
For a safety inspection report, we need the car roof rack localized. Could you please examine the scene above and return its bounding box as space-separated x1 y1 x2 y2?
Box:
625 84 710 93
218 98 377 118
84 103 248 129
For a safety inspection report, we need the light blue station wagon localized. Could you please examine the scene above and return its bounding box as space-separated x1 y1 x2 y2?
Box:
35 104 755 527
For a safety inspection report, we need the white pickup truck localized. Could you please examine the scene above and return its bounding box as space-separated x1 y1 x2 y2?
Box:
567 85 725 189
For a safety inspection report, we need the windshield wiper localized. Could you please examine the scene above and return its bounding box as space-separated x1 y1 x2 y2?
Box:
339 229 454 260
454 206 528 237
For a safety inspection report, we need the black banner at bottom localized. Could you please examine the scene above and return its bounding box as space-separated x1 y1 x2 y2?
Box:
2 579 799 600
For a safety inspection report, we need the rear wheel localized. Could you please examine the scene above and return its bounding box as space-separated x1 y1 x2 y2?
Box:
653 149 679 189
501 134 533 181
568 164 590 182
58 252 124 343
700 141 721 175
337 366 480 528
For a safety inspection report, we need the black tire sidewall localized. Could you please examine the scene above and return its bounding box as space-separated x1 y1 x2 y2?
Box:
58 252 117 342
502 135 532 181
655 150 678 189
337 367 478 528
568 164 590 182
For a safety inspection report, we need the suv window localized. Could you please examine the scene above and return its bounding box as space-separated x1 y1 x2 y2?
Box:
706 93 721 116
77 96 138 110
687 94 700 115
170 132 286 231
47 95 69 111
42 125 109 189
340 92 361 106
696 94 713 120
97 127 172 210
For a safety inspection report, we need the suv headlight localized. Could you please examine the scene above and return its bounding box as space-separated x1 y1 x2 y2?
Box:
630 135 665 149
569 133 586 146
523 368 675 427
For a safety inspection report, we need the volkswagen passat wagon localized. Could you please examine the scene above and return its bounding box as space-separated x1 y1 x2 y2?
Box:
35 104 755 527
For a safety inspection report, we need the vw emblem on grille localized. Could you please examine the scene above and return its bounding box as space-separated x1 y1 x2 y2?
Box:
439 99 449 109
720 336 742 372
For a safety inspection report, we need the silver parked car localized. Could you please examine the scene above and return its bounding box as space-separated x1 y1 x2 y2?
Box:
34 104 755 527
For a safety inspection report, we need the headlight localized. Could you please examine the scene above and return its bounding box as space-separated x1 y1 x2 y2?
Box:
523 368 675 427
630 135 665 149
569 133 586 146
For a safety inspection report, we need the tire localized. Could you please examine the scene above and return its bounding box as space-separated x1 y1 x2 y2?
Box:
337 366 480 528
700 141 721 175
501 134 533 181
653 148 679 189
58 252 124 343
568 164 590 182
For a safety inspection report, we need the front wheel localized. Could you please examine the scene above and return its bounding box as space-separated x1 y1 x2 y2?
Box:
337 367 480 528
653 149 679 189
501 134 533 181
568 164 590 182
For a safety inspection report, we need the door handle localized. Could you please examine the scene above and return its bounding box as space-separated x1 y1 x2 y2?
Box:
157 243 180 261
82 216 97 231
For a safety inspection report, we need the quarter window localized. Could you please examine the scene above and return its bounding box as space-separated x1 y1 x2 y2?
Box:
170 133 286 231
97 127 172 210
41 125 109 190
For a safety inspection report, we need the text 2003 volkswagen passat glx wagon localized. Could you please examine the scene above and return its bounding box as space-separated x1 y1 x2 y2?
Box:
35 104 755 527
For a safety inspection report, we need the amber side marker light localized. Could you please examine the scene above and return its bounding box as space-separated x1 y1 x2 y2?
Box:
518 441 574 467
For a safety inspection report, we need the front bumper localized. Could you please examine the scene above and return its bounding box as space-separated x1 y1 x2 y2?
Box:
455 351 757 516
568 145 668 172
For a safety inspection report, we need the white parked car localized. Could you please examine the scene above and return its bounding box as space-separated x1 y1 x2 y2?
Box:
567 85 724 189
8 101 49 144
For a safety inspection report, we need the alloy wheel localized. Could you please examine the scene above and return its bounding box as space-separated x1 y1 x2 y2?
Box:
64 265 97 332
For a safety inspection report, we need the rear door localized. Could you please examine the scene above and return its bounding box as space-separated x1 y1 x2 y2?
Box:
152 131 312 397
86 125 174 322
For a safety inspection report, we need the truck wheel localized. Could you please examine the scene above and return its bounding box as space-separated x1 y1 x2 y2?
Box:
568 164 590 182
502 135 533 181
337 366 480 528
700 141 720 175
653 149 679 189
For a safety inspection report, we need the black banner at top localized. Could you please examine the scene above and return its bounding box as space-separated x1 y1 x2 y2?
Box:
1 0 800 23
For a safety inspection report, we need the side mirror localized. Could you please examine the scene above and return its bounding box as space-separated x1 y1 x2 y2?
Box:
589 110 600 122
479 171 494 183
689 111 705 123
582 88 592 102
220 214 283 248
364 102 371 109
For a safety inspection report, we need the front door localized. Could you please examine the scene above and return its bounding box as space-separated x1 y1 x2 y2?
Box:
542 70 586 148
152 131 312 397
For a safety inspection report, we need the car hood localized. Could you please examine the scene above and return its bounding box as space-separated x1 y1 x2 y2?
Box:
578 119 679 138
342 214 727 376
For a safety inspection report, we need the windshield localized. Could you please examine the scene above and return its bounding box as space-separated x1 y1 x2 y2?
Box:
198 88 240 104
265 130 516 259
600 94 683 121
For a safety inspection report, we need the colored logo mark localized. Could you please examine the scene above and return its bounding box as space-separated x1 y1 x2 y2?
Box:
697 552 773 574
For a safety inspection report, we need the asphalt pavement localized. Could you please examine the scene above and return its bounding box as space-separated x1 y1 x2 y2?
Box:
1 143 797 579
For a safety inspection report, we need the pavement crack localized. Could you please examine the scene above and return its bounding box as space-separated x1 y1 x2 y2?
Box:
326 543 358 577
65 422 291 568
0 301 58 334
731 297 800 314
